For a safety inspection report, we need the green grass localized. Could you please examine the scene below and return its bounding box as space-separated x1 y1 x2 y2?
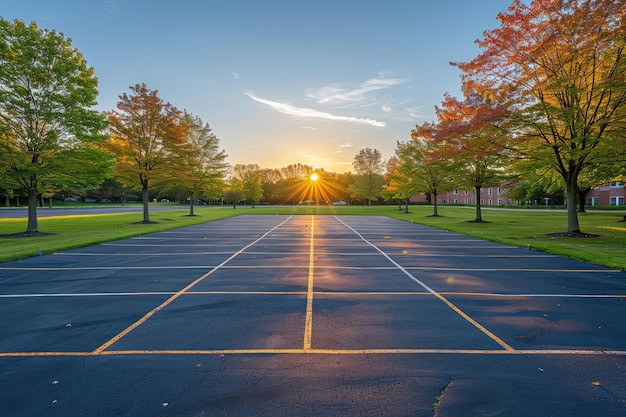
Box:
0 204 624 270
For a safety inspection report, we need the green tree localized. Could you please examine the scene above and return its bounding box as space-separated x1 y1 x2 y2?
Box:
171 112 228 216
106 83 185 223
232 164 263 207
350 148 385 205
0 18 110 233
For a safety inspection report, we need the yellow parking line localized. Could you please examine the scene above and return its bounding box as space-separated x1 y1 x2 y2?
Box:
1 348 625 357
303 215 315 350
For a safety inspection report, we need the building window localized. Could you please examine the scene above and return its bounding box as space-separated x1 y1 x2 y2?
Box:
488 199 493 205
454 199 458 204
610 196 625 206
498 199 503 206
488 188 493 195
587 197 599 206
453 189 458 195
497 187 502 194
609 182 623 188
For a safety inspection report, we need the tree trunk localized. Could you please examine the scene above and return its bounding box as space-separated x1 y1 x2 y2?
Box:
432 191 439 217
475 186 482 222
404 198 409 213
578 195 585 213
189 191 195 216
566 181 581 233
142 187 150 223
26 188 39 233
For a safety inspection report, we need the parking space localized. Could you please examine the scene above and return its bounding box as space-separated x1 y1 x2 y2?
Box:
1 214 625 416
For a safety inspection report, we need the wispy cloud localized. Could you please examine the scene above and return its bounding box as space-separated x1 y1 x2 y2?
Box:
246 92 386 127
307 75 406 105
337 142 353 150
230 71 240 79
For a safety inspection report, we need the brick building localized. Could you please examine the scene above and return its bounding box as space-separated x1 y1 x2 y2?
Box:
409 182 626 207
584 182 625 207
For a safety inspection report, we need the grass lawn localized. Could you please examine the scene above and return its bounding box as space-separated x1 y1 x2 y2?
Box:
0 204 624 270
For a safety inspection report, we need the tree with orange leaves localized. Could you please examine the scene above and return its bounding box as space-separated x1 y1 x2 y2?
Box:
455 0 626 233
415 86 511 222
106 83 185 223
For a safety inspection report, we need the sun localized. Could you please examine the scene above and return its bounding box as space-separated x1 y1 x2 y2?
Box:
310 172 319 181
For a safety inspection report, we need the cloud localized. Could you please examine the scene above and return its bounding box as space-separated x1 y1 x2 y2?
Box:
245 92 386 127
230 72 240 79
307 75 405 105
381 104 391 113
337 143 353 150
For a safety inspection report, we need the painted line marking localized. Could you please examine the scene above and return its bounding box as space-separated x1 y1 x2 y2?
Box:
335 216 515 352
2 265 617 273
1 348 625 357
303 215 315 350
2 291 623 299
92 216 293 354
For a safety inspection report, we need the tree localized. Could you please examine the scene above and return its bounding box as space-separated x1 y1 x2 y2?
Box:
383 144 426 213
232 164 263 207
418 88 510 221
397 136 457 217
350 148 385 205
170 112 228 216
106 83 185 223
0 18 110 233
455 0 626 233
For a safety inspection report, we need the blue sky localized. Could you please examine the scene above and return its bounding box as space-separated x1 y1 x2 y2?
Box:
3 0 511 172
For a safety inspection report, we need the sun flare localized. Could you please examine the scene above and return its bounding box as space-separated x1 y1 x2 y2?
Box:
280 172 347 205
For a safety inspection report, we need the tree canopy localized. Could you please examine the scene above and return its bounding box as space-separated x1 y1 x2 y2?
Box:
106 83 185 223
454 0 626 232
0 18 110 233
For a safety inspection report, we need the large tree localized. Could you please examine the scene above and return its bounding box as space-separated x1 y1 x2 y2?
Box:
0 18 110 233
455 0 626 232
106 83 184 223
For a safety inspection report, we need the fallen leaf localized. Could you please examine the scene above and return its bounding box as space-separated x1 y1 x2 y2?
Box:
65 323 72 328
162 402 169 407
52 380 59 385
592 381 601 386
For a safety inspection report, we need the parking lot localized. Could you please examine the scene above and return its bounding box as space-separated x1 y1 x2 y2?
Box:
1 215 625 416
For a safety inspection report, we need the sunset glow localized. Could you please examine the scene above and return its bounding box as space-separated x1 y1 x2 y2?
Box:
281 173 346 205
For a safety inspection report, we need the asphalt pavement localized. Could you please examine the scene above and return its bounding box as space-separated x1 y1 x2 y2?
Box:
0 215 624 416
